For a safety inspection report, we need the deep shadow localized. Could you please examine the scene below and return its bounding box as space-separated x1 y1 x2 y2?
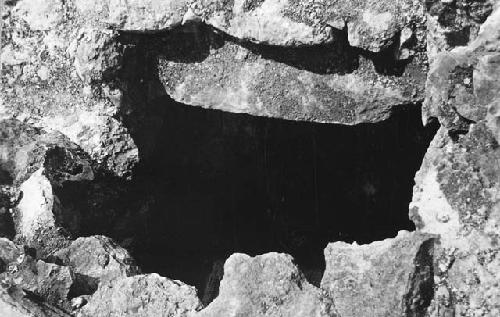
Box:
115 23 412 167
125 97 439 300
107 23 439 302
118 22 412 77
357 31 415 76
118 23 358 76
237 27 359 75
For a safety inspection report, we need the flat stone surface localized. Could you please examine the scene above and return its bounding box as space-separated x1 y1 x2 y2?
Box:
158 26 427 125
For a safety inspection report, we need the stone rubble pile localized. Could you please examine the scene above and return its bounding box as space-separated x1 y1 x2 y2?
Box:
1 0 499 316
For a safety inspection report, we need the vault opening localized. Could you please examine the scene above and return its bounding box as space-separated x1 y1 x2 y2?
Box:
120 97 439 303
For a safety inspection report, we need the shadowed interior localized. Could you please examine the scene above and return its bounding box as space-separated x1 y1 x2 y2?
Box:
121 98 439 301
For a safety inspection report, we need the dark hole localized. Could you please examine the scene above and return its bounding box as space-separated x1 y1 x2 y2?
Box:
120 97 439 302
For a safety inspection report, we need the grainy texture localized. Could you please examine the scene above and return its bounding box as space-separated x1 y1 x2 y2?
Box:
410 4 500 316
197 253 337 317
80 273 202 317
0 0 499 316
321 231 436 317
54 235 140 295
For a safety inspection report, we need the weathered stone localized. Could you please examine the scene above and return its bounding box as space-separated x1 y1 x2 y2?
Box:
158 26 427 125
71 0 191 31
13 0 65 31
410 124 500 316
194 0 335 46
36 261 74 305
195 0 425 51
321 231 436 317
0 120 94 255
411 4 500 315
1 16 138 178
197 253 337 317
107 0 190 31
0 286 71 317
0 238 21 272
72 28 123 84
1 0 500 315
80 273 202 317
422 5 500 131
0 243 73 307
2 251 39 294
54 235 139 295
425 0 494 59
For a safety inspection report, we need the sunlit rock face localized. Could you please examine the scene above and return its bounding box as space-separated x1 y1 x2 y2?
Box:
197 253 336 317
80 273 202 317
1 0 499 316
410 4 500 316
321 231 436 317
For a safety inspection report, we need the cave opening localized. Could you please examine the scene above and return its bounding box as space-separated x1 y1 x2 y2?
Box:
115 96 439 303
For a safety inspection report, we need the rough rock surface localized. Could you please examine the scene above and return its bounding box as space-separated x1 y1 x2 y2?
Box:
53 235 139 295
1 0 429 153
0 238 22 271
198 253 337 317
425 0 495 59
0 286 72 317
1 6 138 178
36 261 74 306
195 0 425 51
0 120 94 255
80 273 202 317
158 26 427 124
0 238 75 312
321 231 436 317
410 3 500 316
1 0 500 316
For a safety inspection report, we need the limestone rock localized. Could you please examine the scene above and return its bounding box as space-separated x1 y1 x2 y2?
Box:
195 0 425 51
411 4 500 315
1 249 39 294
0 120 94 255
1 11 138 178
158 25 427 125
425 0 494 59
13 0 65 31
197 253 337 317
321 231 436 317
0 238 22 272
0 246 74 306
71 0 190 31
80 273 202 317
72 28 123 84
2 0 500 316
0 241 73 310
107 0 190 31
0 286 71 317
194 0 335 46
422 4 500 132
36 261 74 306
54 235 139 295
410 124 500 316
